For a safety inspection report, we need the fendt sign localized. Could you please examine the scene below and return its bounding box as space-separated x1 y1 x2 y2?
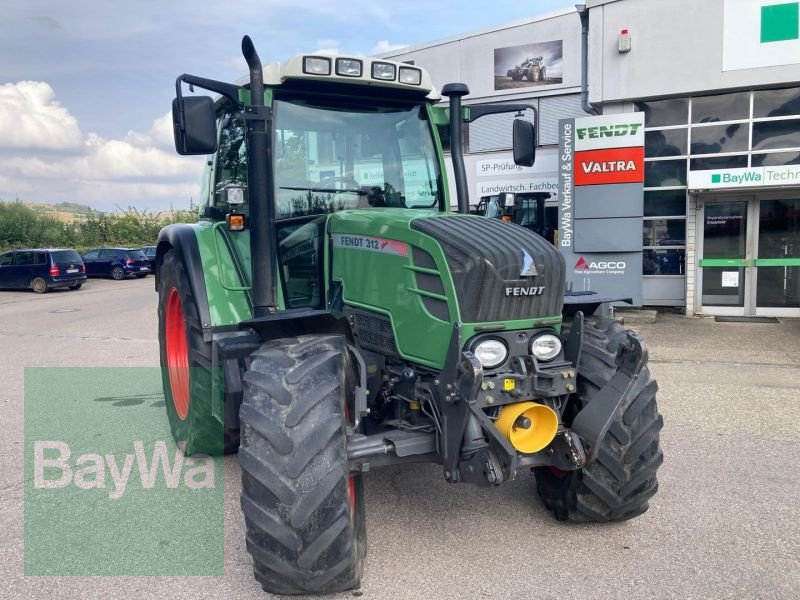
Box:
574 113 645 185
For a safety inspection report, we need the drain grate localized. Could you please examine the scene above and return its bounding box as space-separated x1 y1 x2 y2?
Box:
714 316 780 323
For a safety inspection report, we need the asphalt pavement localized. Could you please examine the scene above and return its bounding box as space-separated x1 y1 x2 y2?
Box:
1 277 799 599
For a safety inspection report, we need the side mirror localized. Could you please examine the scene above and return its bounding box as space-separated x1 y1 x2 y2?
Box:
172 96 217 155
512 119 536 167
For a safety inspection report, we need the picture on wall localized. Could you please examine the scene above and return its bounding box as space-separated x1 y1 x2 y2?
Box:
494 40 563 90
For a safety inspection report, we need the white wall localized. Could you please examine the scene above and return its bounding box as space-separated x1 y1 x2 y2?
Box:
589 0 800 103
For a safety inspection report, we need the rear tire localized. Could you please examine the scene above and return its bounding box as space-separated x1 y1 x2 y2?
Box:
111 266 125 280
535 318 664 522
239 335 366 595
158 250 238 455
31 277 48 294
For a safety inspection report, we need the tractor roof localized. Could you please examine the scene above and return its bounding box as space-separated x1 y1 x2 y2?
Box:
236 54 439 100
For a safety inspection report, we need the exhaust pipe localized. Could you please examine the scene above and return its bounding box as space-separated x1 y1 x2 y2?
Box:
494 402 558 454
242 35 277 316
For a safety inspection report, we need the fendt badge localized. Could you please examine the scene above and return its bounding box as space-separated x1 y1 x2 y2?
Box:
505 286 546 296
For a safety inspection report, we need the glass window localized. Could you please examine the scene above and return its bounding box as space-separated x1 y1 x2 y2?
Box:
635 98 689 127
691 92 750 124
33 252 47 265
0 252 13 266
98 249 118 260
82 250 99 260
751 151 800 166
126 250 147 260
53 250 82 263
643 249 685 275
758 199 800 259
645 128 687 158
643 219 686 246
273 98 442 218
757 267 800 307
14 251 35 266
215 114 248 211
644 190 687 216
645 160 687 187
753 87 800 118
690 123 748 154
690 155 749 171
751 119 800 151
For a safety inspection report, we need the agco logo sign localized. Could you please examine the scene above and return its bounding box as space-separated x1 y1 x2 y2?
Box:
575 256 627 275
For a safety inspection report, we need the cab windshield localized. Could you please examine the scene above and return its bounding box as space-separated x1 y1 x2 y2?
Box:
273 98 442 219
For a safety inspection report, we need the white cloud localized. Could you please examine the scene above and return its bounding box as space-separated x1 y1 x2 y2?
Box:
372 40 407 54
0 83 202 210
312 38 341 55
0 81 83 150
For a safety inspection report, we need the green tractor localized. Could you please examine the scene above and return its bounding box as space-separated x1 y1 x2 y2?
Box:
158 36 663 595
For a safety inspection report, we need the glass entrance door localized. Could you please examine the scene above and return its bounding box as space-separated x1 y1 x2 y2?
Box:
699 196 800 316
755 199 800 315
700 199 752 313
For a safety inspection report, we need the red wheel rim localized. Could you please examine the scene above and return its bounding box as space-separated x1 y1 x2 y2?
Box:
165 287 190 420
348 476 356 514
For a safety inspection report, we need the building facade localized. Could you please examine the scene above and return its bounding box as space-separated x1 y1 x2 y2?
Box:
381 0 800 317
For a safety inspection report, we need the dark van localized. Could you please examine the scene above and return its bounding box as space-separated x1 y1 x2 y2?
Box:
81 248 152 280
0 249 86 293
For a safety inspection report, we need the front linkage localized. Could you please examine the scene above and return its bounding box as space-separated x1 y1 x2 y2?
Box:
346 312 650 487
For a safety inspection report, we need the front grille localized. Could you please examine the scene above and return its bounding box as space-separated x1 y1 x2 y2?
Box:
347 309 399 356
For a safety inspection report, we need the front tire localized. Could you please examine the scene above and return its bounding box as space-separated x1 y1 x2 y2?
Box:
535 318 664 522
239 335 366 595
158 250 238 455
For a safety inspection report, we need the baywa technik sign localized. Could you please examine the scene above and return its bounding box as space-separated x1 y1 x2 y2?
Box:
493 40 563 90
689 164 800 189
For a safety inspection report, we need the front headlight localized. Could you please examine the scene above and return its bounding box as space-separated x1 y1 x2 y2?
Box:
473 339 508 369
530 334 562 362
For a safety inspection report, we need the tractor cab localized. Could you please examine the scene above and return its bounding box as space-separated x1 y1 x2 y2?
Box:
473 191 558 245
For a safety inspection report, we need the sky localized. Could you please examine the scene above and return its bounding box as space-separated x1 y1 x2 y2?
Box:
0 0 575 212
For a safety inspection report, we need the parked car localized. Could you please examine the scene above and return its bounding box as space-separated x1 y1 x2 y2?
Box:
81 248 151 280
0 248 86 293
139 245 157 260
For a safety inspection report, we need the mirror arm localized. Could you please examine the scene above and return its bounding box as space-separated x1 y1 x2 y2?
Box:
175 74 242 108
468 103 539 147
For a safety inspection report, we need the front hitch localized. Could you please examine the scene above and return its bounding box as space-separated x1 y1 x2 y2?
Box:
570 330 648 463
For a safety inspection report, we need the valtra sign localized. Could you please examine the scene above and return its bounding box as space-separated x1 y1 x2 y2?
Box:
574 147 645 186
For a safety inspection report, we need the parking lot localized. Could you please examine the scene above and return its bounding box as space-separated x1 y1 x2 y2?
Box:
1 278 799 599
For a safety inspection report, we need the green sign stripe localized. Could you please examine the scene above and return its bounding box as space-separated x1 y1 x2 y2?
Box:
754 258 800 267
761 2 800 43
699 258 750 267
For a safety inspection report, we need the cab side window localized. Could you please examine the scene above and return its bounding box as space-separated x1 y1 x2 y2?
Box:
214 113 248 213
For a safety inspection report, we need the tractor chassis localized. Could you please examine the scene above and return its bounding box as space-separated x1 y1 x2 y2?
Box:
208 311 650 489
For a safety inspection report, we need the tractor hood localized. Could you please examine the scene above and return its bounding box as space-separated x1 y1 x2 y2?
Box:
327 209 565 369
